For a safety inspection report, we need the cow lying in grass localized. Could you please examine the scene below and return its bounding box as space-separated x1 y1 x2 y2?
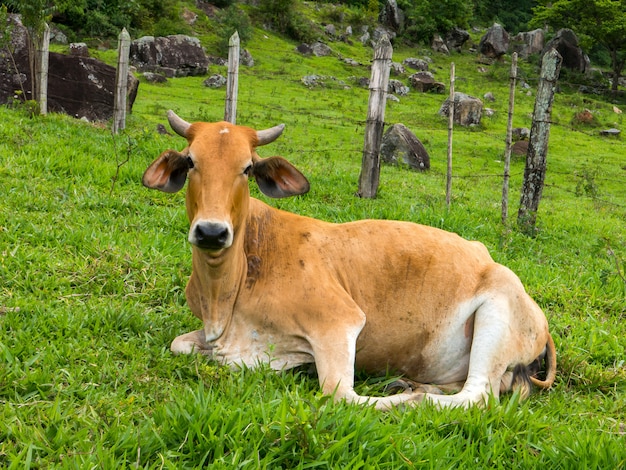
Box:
142 111 556 409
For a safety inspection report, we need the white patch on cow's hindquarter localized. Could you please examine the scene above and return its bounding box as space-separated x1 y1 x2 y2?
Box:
417 296 485 384
219 128 229 134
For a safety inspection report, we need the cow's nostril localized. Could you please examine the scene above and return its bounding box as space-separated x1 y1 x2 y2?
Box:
193 222 231 249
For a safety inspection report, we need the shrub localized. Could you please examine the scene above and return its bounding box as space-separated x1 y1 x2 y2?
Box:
397 0 472 45
257 0 320 43
215 5 253 56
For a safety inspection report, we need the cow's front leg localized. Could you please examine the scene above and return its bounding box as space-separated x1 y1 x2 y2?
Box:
171 329 213 355
310 310 424 411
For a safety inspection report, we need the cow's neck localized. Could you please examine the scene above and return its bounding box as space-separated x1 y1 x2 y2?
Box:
192 241 247 342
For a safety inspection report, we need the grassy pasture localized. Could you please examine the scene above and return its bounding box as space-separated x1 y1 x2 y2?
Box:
1 26 626 468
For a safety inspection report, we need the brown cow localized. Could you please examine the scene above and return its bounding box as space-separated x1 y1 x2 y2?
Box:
142 111 556 409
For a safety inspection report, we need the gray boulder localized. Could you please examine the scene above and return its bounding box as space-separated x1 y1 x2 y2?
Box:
378 0 403 31
511 29 544 59
0 14 29 100
512 127 530 141
431 35 449 55
409 72 445 93
301 75 349 89
446 28 470 52
0 14 138 121
543 29 589 73
49 25 68 44
343 58 361 66
359 29 371 45
380 124 430 170
296 42 333 57
296 43 314 55
69 43 89 57
130 35 209 77
600 128 620 137
390 62 406 76
240 49 254 67
203 74 227 88
388 79 409 96
143 72 168 83
312 42 333 57
479 23 509 59
403 58 429 71
48 54 139 121
438 92 483 126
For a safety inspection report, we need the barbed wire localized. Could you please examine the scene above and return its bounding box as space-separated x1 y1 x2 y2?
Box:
235 50 625 95
237 93 624 150
544 182 626 209
222 60 626 209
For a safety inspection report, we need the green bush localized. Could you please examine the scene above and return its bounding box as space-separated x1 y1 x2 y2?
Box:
473 0 535 33
215 4 253 56
319 3 376 31
83 10 119 37
257 0 320 43
397 0 472 45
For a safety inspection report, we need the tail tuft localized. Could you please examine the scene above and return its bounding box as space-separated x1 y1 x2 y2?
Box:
529 334 557 389
511 363 533 400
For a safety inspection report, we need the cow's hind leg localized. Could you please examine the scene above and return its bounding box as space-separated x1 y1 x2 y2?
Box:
423 295 517 408
309 302 425 410
171 329 213 355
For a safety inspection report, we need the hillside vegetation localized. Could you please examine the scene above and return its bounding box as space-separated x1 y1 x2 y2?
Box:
1 2 626 467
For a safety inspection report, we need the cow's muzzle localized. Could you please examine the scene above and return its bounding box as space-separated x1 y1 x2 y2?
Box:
189 220 233 251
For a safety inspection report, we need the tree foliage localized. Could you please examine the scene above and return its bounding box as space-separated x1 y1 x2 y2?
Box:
398 0 473 45
532 0 626 93
258 0 319 43
472 0 537 34
3 0 187 40
214 4 252 56
4 0 53 35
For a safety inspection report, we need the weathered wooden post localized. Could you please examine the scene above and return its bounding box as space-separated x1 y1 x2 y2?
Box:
446 62 455 208
358 35 392 199
37 23 50 115
501 52 518 225
112 28 131 134
517 48 562 234
225 31 240 124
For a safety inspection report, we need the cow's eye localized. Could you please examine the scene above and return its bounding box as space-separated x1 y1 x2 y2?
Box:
243 164 253 177
186 156 194 169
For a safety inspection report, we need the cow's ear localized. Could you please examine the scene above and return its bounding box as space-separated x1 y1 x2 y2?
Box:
142 149 191 193
252 156 310 198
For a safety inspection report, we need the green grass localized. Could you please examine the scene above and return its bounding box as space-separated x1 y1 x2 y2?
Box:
1 22 626 468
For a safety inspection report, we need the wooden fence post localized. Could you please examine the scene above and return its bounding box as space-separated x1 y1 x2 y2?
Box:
517 48 562 234
37 23 50 115
501 52 518 225
446 62 455 208
113 28 131 134
225 31 240 124
358 35 392 199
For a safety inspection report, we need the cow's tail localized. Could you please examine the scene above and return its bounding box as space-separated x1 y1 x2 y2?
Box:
510 334 556 399
529 333 557 389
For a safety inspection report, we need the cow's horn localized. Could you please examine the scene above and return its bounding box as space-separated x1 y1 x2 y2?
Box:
256 124 285 146
167 110 191 137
